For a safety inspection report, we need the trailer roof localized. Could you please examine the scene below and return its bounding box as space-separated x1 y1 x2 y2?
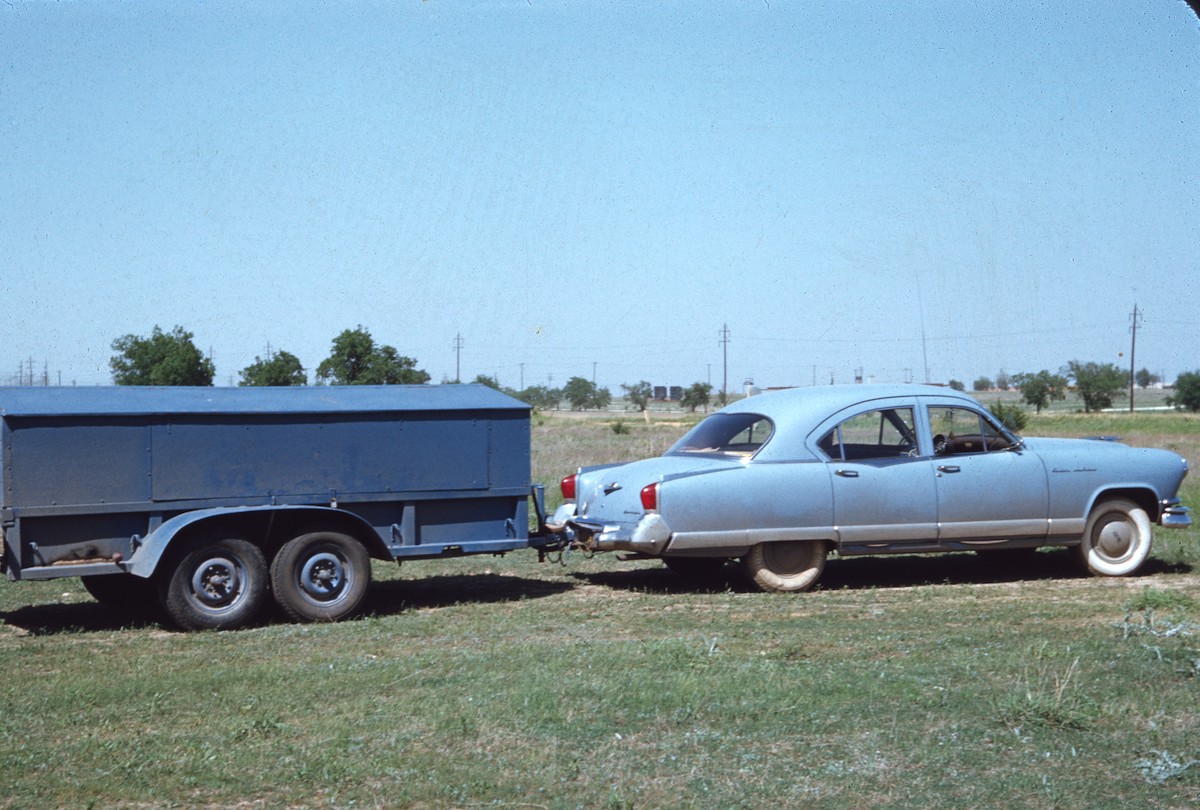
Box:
0 384 531 417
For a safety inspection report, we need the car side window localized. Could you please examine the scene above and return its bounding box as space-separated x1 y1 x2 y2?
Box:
928 406 1012 455
819 408 917 461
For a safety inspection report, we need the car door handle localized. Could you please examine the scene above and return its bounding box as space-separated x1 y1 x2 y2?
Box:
937 465 961 474
835 469 860 478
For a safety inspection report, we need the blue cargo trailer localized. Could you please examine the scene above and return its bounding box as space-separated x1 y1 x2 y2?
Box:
0 385 559 629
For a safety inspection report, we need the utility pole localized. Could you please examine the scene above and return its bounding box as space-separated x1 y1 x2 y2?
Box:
519 363 525 390
1129 303 1142 413
719 324 731 403
592 362 597 384
453 333 464 383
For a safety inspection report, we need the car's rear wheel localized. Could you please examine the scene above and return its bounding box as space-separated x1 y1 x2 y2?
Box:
743 541 827 593
1075 498 1153 577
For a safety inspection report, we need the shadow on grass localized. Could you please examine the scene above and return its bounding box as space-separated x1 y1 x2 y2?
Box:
572 549 1193 595
2 572 574 636
364 572 574 615
1 602 166 636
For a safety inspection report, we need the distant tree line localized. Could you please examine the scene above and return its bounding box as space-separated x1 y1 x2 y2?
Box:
106 326 1200 414
109 324 430 388
981 361 1199 414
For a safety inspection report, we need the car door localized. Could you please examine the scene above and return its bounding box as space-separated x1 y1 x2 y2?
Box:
921 401 1049 542
816 404 939 548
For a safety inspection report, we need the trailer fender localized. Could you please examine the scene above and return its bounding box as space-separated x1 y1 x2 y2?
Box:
126 505 387 579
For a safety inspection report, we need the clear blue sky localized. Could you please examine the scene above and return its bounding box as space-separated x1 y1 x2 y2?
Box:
3 1 1198 392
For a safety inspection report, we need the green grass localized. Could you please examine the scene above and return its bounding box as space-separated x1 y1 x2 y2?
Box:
0 409 1197 808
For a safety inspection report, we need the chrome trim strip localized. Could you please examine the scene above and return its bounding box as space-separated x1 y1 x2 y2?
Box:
937 519 1047 540
669 525 833 551
836 523 939 543
1047 518 1086 536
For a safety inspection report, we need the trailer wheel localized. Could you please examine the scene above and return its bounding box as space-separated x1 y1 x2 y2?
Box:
159 538 268 631
271 532 371 623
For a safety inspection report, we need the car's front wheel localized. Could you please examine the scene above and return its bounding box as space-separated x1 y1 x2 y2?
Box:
1076 497 1153 577
743 541 827 593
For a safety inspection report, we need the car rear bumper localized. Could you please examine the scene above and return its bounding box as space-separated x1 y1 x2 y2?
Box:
549 505 672 556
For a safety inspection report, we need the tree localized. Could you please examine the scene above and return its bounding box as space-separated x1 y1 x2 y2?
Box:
680 382 713 413
1012 370 1068 414
517 385 561 410
988 399 1028 431
1168 371 1200 412
110 325 215 386
563 376 610 410
947 379 965 392
972 377 993 392
239 350 307 386
471 373 501 390
995 371 1011 391
1065 360 1126 413
315 326 430 385
1134 368 1159 389
563 377 592 410
621 380 653 412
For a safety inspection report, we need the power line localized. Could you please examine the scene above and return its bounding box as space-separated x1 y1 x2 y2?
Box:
1129 303 1142 413
719 323 731 402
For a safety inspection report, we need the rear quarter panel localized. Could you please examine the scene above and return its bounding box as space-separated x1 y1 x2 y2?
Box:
662 461 834 552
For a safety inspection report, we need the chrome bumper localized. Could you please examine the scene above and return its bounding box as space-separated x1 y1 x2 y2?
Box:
549 504 672 556
1161 499 1192 529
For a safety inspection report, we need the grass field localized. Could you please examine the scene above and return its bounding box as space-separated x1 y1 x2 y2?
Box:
1 403 1197 808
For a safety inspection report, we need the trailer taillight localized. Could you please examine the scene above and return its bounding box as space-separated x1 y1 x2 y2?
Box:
560 474 578 501
640 482 659 511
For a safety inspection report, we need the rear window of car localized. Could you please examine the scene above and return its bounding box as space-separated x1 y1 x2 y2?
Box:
667 412 774 458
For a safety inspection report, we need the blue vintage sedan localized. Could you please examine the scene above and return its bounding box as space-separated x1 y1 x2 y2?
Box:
549 385 1192 591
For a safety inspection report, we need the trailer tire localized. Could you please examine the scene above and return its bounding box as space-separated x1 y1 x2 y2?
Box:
159 538 268 631
271 532 371 623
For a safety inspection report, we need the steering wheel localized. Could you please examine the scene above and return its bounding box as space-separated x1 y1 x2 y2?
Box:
933 433 947 455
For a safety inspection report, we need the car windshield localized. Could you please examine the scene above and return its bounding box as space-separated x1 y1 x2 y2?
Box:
666 412 774 458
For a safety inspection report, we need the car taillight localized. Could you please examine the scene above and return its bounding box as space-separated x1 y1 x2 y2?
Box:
560 474 578 501
640 482 659 511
